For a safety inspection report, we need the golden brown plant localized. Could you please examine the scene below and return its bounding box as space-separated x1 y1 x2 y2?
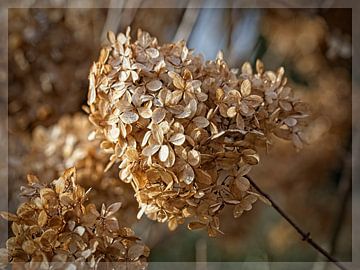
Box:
8 8 106 132
0 168 149 269
24 113 138 226
86 27 310 236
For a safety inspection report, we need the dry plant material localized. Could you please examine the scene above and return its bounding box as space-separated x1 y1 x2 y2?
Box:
0 168 149 269
86 27 310 236
24 113 138 227
8 9 106 132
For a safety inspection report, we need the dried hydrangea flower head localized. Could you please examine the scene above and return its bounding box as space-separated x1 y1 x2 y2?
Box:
0 168 149 269
24 113 138 226
86 27 310 236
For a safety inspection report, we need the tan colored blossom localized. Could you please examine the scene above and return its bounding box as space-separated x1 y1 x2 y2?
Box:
23 113 138 226
86 27 310 236
0 168 149 269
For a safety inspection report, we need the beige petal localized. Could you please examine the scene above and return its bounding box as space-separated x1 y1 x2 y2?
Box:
106 202 122 217
146 47 160 58
188 149 200 167
107 31 116 43
284 117 297 127
234 176 250 191
192 116 209 128
152 108 166 124
279 100 293 111
141 130 152 147
146 80 163 91
138 107 152 119
168 71 185 89
227 106 237 118
38 210 48 227
180 164 195 185
108 125 120 142
159 145 170 162
240 79 252 97
169 133 186 145
142 144 161 156
151 123 164 145
120 111 139 124
241 61 253 76
87 72 96 105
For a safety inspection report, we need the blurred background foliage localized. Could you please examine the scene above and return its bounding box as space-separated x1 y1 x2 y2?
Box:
5 1 352 267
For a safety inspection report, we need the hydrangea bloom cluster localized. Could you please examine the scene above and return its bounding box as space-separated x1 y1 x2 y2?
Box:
24 113 138 226
0 168 149 269
87 28 309 236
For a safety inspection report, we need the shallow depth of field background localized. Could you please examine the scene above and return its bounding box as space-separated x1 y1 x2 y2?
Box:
4 3 353 266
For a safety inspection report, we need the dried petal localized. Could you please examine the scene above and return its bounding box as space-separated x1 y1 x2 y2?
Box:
146 80 163 92
240 79 251 97
120 111 139 124
159 145 169 162
180 164 195 184
169 133 186 146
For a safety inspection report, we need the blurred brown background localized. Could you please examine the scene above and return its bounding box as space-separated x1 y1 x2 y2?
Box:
3 2 353 267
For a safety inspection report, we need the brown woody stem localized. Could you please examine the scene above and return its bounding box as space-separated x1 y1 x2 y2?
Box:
245 175 348 270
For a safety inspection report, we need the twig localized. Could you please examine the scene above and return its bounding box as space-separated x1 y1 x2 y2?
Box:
172 0 202 42
245 175 348 270
101 0 125 43
118 0 143 31
329 154 352 255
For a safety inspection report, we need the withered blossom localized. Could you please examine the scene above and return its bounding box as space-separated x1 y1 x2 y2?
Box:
23 113 138 227
0 168 149 269
86 27 310 236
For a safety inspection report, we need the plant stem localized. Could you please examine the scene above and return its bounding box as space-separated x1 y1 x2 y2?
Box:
245 175 348 270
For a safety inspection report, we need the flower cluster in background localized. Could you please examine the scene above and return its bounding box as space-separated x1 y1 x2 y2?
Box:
0 168 149 269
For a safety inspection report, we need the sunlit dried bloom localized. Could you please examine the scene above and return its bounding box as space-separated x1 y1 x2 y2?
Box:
23 113 138 226
0 168 149 269
86 27 310 236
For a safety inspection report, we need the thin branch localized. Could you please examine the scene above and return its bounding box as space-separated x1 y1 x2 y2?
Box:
329 154 352 255
117 0 143 32
245 175 348 270
172 0 202 42
101 0 125 43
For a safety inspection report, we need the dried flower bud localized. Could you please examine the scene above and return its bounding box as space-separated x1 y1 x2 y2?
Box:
86 28 310 236
0 168 149 268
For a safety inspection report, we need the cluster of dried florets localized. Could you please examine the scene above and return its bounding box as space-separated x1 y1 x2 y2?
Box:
86 27 310 236
24 113 138 226
0 168 149 269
